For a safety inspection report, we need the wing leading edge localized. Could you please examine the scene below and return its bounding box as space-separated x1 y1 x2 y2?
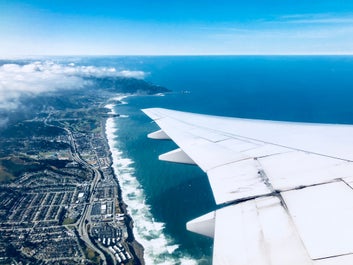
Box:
142 107 353 265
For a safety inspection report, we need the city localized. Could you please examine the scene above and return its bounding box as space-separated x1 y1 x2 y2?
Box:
0 77 168 264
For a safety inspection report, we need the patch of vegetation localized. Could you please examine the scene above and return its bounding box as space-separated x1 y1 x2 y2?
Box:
0 157 76 181
42 159 72 169
85 247 101 264
93 76 170 94
57 208 66 225
1 121 65 138
0 167 16 183
0 157 42 178
62 217 76 225
29 140 70 151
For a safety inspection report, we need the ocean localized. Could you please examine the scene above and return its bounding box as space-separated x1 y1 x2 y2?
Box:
101 56 353 265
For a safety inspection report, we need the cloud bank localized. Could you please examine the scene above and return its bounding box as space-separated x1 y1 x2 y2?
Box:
0 61 146 110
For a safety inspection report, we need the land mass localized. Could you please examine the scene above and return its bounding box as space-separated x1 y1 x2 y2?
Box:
0 76 169 264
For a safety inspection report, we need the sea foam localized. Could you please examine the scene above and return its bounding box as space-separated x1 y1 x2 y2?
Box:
105 102 198 265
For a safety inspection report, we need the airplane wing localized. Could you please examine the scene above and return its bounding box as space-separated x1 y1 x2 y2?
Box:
142 107 353 265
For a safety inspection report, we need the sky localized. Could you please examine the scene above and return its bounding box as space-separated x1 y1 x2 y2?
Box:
1 0 353 56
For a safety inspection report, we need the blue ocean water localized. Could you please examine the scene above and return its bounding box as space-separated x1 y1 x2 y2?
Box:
102 56 353 264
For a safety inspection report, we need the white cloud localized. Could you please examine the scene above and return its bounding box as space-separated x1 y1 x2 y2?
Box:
0 61 147 109
279 13 353 25
118 70 146 79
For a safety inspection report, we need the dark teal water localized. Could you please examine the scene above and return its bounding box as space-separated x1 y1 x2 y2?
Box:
104 56 353 264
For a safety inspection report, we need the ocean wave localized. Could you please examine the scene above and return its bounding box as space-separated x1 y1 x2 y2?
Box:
105 104 198 265
113 95 129 105
105 103 116 114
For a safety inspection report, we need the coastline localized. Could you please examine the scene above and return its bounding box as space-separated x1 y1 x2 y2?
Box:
103 112 145 264
104 98 200 265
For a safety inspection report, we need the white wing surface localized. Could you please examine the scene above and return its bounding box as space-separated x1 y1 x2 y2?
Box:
142 108 353 265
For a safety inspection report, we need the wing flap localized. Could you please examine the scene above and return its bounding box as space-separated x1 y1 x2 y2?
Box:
213 196 313 265
258 152 353 191
282 181 353 259
208 159 272 204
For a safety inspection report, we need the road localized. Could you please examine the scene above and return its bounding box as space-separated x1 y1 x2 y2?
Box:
65 127 111 265
45 113 117 264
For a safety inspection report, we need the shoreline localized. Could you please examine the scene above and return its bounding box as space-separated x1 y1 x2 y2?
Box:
103 113 145 265
104 100 200 265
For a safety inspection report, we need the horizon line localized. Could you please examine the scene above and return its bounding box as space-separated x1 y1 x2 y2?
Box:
2 53 353 59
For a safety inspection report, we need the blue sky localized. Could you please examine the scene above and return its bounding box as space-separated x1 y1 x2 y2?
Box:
1 0 353 56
